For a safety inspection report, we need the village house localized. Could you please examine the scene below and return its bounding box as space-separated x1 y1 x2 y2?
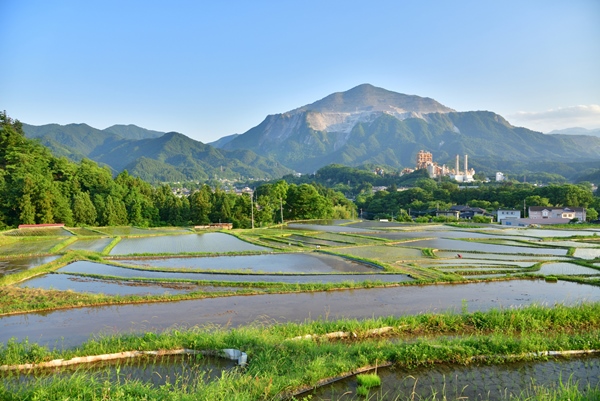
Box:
528 206 586 221
500 206 586 226
496 209 521 223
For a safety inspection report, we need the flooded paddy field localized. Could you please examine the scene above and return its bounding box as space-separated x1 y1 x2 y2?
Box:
3 222 600 399
94 227 192 236
2 279 598 347
0 238 65 256
115 253 375 273
573 248 600 259
3 227 73 237
2 354 237 390
17 273 202 296
434 251 569 261
109 232 270 255
64 238 114 253
302 355 600 401
43 261 412 285
536 262 600 276
67 227 106 236
404 238 568 256
420 259 534 268
286 223 373 233
543 240 600 248
359 229 540 241
0 256 59 277
332 245 426 264
310 232 383 245
491 228 600 238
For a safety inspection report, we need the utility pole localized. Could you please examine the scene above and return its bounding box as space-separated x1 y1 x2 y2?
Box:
523 199 526 218
250 189 254 229
280 197 284 225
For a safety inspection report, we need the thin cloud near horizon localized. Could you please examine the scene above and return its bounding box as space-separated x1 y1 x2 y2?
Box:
508 105 600 133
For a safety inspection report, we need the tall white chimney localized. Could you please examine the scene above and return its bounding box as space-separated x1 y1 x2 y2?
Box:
456 155 459 174
464 154 468 176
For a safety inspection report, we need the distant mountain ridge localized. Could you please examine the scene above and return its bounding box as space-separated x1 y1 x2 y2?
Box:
102 124 165 140
22 123 292 182
21 84 600 181
547 127 600 137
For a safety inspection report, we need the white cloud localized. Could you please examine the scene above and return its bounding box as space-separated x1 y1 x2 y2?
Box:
507 105 600 133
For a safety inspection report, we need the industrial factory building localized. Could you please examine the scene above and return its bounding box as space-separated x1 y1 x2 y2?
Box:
415 150 475 182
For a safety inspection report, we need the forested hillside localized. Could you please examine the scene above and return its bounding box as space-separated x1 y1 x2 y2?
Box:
0 112 354 229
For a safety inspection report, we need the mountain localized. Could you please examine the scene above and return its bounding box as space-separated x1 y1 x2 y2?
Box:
22 123 125 161
221 84 455 170
209 133 240 148
102 124 165 140
547 127 600 137
21 84 600 181
22 124 292 182
221 84 600 172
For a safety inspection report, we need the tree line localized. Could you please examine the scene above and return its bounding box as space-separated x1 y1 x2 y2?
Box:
0 112 355 229
355 176 599 221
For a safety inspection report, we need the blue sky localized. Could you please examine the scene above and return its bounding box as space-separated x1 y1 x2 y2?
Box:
1 0 599 142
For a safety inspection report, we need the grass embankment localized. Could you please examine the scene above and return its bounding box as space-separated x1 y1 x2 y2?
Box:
1 303 599 400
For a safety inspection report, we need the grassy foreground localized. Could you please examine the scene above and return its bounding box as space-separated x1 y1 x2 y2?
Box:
1 303 600 400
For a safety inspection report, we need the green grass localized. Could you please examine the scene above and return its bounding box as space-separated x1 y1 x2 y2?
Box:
356 373 381 388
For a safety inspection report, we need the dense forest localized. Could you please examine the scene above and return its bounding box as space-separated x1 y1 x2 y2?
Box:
0 112 354 229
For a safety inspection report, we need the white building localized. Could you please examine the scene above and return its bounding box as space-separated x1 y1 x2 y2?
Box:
496 172 505 182
497 209 521 223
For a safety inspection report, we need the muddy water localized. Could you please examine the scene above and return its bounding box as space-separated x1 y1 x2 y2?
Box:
302 355 600 400
2 279 599 348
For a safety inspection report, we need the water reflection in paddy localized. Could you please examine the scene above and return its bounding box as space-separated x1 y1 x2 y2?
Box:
53 261 412 284
303 355 600 401
18 273 200 295
109 233 269 255
0 256 59 277
116 253 375 273
573 248 600 259
537 262 600 276
2 279 598 347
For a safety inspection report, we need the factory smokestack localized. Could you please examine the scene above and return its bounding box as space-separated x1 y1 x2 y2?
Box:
464 154 468 176
456 155 459 174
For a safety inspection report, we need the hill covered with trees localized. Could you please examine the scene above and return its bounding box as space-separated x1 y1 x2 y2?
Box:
0 112 354 229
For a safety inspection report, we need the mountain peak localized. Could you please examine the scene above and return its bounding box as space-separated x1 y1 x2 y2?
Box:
292 84 454 116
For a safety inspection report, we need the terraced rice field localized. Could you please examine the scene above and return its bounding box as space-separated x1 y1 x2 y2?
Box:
0 238 64 255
